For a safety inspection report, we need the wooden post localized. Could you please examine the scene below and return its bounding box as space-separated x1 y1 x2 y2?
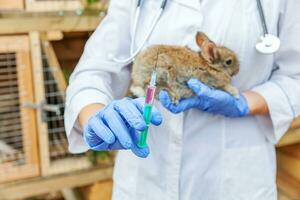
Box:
29 31 52 177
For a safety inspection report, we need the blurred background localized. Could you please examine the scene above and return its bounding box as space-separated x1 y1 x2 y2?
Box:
0 0 299 200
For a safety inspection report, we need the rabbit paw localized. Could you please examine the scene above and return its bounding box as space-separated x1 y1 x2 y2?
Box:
130 86 145 98
224 84 239 99
171 95 181 105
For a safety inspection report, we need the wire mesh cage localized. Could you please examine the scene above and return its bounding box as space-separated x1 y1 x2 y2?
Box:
0 0 24 11
0 35 40 183
30 33 91 176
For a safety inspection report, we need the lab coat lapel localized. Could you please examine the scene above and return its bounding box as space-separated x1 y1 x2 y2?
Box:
171 0 201 11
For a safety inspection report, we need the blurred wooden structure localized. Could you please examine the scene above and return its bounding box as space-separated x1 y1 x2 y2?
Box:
278 144 300 180
25 0 82 12
0 2 113 199
31 32 92 176
277 117 300 199
277 165 300 199
0 167 112 200
0 11 104 34
0 35 40 183
0 0 109 12
278 117 300 147
81 179 113 200
0 0 24 11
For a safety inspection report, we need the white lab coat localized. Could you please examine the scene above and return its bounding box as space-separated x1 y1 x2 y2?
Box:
64 0 300 199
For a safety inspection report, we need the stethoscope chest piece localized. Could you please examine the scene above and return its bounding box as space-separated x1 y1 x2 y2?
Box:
256 34 280 54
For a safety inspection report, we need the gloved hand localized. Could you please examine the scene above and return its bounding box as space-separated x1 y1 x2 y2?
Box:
83 98 163 158
159 79 249 117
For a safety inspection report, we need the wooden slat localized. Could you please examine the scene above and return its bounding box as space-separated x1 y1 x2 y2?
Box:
0 12 104 34
277 129 300 147
277 117 300 147
277 149 300 181
46 31 64 41
0 0 24 11
25 0 82 12
277 169 300 199
16 35 40 179
45 157 91 176
0 36 31 52
0 167 113 200
29 32 52 177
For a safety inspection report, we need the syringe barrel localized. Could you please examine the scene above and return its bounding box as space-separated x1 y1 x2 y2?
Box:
137 104 153 148
137 85 156 148
145 86 156 104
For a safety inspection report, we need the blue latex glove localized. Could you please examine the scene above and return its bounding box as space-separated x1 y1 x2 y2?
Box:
83 98 163 158
159 79 249 117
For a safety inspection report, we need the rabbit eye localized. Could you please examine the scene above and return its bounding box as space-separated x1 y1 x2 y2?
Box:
225 59 233 65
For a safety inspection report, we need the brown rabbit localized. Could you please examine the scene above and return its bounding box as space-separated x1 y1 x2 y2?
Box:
130 32 240 103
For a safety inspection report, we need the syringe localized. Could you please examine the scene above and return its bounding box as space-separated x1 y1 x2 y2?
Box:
137 71 157 148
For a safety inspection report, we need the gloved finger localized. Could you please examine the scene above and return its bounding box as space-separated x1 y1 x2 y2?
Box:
133 98 163 126
188 79 227 99
107 140 126 151
83 125 106 149
131 145 150 158
159 91 184 114
187 79 213 96
88 115 116 144
176 97 201 111
113 98 147 131
102 108 133 149
88 139 110 151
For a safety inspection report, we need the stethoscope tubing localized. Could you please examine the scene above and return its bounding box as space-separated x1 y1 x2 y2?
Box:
111 0 168 64
256 0 269 35
111 0 279 63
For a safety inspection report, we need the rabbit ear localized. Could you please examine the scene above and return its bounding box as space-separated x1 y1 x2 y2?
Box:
196 32 220 63
196 32 214 47
202 43 220 63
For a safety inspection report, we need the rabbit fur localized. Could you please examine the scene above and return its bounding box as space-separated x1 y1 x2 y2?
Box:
130 32 240 103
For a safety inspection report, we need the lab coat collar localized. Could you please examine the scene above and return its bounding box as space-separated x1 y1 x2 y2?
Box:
171 0 201 11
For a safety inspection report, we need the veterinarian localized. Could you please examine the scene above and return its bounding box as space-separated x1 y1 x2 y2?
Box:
65 0 300 199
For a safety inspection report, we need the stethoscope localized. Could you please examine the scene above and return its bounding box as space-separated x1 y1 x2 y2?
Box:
110 0 280 64
109 0 168 64
255 0 281 54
